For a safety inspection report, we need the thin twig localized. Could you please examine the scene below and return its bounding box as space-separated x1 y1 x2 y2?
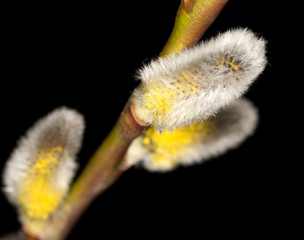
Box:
160 0 228 56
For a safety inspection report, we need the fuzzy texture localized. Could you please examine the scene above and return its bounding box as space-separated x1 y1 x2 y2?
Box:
2 107 85 227
125 98 258 172
133 28 266 131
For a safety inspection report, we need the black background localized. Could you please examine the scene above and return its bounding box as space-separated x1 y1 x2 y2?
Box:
0 0 293 239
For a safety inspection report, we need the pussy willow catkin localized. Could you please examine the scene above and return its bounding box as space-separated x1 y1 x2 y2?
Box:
132 28 266 131
3 107 84 230
126 99 258 172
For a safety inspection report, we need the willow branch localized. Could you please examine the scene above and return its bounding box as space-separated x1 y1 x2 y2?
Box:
28 103 146 240
30 1 228 239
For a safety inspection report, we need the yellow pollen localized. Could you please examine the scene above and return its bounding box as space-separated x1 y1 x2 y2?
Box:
143 121 214 169
17 146 65 220
217 56 243 72
142 69 199 124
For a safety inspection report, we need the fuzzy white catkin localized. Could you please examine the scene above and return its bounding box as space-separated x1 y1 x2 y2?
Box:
178 98 258 168
133 28 266 131
2 107 85 204
125 98 258 172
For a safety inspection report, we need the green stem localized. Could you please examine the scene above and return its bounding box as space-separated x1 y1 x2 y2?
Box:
160 0 228 56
